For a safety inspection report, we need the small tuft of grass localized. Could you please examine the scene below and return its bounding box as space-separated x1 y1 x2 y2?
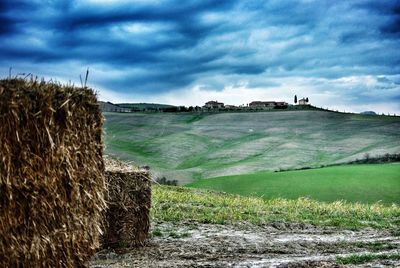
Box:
168 231 190 239
337 253 400 265
151 228 163 237
151 226 191 239
116 241 130 248
353 241 397 251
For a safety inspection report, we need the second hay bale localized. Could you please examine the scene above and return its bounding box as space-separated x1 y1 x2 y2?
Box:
103 170 151 248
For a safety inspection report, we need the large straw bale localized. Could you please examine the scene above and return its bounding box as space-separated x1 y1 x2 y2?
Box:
103 170 151 248
0 78 106 267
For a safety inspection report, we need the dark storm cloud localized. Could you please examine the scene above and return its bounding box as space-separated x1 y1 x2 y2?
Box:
356 0 400 37
1 0 239 92
58 1 232 29
0 0 38 36
0 0 399 107
0 16 19 36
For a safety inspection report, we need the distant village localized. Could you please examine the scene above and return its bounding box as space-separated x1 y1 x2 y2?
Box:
203 98 309 110
100 96 311 113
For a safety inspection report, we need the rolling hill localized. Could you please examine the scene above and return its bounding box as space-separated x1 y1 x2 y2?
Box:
103 110 400 184
98 101 131 112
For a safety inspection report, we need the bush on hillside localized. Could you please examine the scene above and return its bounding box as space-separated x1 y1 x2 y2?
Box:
156 176 178 186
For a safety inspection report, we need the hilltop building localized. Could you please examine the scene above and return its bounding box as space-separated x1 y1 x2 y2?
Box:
249 101 276 108
249 101 288 109
275 102 288 108
298 98 309 105
204 101 224 109
224 105 237 109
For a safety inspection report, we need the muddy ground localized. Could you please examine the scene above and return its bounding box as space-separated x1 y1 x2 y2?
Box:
90 221 400 267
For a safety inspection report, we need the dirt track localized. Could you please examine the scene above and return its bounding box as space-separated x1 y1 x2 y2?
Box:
90 221 400 267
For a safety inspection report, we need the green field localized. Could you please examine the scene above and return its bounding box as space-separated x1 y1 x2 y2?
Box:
104 110 400 184
188 164 400 204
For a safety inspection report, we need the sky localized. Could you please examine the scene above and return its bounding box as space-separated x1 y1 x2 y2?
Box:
1 0 400 114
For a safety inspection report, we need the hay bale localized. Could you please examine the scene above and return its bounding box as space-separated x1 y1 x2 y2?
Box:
103 170 151 248
0 78 106 267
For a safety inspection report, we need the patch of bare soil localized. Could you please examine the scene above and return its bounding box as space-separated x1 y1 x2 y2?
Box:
90 221 400 267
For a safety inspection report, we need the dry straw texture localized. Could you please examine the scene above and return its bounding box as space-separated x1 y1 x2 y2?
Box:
103 170 151 248
0 78 106 267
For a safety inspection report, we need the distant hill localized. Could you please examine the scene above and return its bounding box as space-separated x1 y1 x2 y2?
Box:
103 110 400 184
360 111 377 115
117 103 176 111
98 101 130 112
98 101 175 112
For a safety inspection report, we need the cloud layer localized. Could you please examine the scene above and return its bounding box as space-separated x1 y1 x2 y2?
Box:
1 0 399 113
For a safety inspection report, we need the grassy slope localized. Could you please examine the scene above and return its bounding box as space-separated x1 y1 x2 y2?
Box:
188 163 400 204
152 185 400 229
104 111 400 184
